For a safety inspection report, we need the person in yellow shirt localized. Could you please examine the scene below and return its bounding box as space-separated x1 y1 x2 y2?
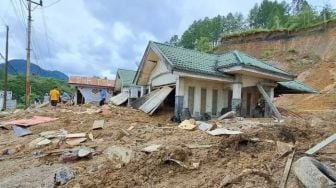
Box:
49 86 60 109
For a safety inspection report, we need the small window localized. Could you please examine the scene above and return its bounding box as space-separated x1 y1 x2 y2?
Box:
200 88 206 114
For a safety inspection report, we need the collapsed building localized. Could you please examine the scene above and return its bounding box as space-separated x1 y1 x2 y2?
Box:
115 41 317 119
68 76 115 105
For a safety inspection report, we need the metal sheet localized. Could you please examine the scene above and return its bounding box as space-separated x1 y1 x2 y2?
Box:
109 92 129 105
12 125 32 137
139 86 173 114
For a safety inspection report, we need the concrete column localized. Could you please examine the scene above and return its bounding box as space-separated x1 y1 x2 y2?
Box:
206 87 212 114
175 77 184 117
194 86 201 117
231 75 242 115
264 87 275 117
140 86 145 97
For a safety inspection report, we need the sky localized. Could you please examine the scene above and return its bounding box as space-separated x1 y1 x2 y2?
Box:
0 0 334 79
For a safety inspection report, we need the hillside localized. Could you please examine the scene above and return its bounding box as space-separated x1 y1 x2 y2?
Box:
0 59 68 81
214 20 336 111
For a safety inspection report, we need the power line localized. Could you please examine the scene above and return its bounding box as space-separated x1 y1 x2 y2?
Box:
42 0 61 8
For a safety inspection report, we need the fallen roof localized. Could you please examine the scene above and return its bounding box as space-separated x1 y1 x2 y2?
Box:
276 80 318 94
117 69 137 87
150 41 295 79
69 76 115 87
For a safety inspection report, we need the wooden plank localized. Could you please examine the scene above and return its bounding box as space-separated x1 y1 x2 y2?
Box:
66 133 86 138
256 84 282 120
305 133 336 155
279 150 295 188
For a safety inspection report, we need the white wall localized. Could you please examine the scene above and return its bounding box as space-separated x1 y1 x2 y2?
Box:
241 75 264 88
148 60 176 87
182 78 230 116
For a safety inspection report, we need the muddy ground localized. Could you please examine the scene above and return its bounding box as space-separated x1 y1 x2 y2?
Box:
0 104 335 188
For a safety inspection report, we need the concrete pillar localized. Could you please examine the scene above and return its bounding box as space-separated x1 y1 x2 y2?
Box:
194 86 201 117
231 75 242 115
175 77 184 117
264 87 275 117
140 86 145 97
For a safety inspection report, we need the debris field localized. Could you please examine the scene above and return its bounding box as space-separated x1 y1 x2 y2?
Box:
0 104 335 188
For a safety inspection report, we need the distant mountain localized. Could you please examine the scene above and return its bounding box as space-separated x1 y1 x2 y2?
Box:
0 59 68 81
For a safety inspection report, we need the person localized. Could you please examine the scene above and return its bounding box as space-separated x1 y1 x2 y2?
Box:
99 89 107 106
49 86 60 109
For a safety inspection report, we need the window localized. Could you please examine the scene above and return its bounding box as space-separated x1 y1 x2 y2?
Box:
201 88 206 114
212 89 218 115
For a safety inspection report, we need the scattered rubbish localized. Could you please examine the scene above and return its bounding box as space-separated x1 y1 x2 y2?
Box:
218 111 236 120
59 151 79 162
12 125 32 137
178 119 197 130
219 169 275 188
206 128 242 136
2 116 58 127
66 138 87 146
54 167 74 186
200 113 211 121
88 132 94 141
66 133 86 138
29 137 52 148
91 120 104 130
120 129 130 136
37 138 52 147
105 146 133 164
127 126 134 131
165 158 199 170
276 141 294 156
279 150 295 188
186 144 212 149
39 130 58 139
78 147 94 158
305 133 336 155
196 121 213 131
293 156 336 188
0 124 11 130
141 144 162 153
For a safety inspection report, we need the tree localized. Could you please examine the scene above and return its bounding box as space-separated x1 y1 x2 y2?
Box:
319 3 336 22
286 2 318 29
167 35 180 46
195 37 212 52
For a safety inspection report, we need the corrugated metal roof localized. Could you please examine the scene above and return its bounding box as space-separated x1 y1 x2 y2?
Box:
277 80 318 94
68 76 115 87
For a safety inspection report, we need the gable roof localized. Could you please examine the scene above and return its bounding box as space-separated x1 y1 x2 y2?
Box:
117 69 137 87
69 76 115 87
276 80 318 94
150 41 295 79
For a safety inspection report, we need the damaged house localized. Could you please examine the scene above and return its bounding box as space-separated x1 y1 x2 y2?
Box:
110 69 141 105
69 76 115 105
131 41 316 119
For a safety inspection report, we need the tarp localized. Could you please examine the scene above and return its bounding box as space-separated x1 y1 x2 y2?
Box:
276 80 318 95
109 92 129 105
2 116 58 127
139 86 173 115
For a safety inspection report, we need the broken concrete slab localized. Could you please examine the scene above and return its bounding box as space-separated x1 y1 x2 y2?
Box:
91 120 104 130
59 151 79 162
37 138 51 147
54 167 74 186
78 147 94 157
66 138 87 146
141 144 162 153
28 137 51 148
206 128 242 136
218 111 236 120
39 130 58 139
196 121 213 131
293 156 336 188
305 133 336 155
186 144 212 149
105 146 133 164
178 119 197 130
12 125 32 137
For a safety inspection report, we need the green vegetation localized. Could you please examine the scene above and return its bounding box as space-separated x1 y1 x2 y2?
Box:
167 0 336 52
0 69 73 107
260 49 275 59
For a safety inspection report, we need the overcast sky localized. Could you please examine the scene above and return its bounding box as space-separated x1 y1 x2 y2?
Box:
0 0 334 79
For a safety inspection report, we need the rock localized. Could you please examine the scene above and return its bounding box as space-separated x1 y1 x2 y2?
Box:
37 138 51 146
178 119 197 130
54 167 74 186
105 146 133 164
59 151 78 162
29 137 51 149
66 138 87 146
78 147 94 157
196 121 213 131
293 156 336 188
141 144 162 153
276 141 293 155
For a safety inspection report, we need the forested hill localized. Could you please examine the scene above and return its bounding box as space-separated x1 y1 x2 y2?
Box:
0 59 68 81
167 0 336 52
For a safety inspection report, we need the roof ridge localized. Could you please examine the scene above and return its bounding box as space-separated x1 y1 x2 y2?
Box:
117 68 137 72
151 41 220 58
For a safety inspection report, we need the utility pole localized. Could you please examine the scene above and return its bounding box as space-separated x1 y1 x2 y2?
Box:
3 26 9 111
25 0 42 108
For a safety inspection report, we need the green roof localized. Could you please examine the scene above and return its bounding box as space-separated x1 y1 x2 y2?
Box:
117 69 137 87
277 80 318 94
151 41 294 78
